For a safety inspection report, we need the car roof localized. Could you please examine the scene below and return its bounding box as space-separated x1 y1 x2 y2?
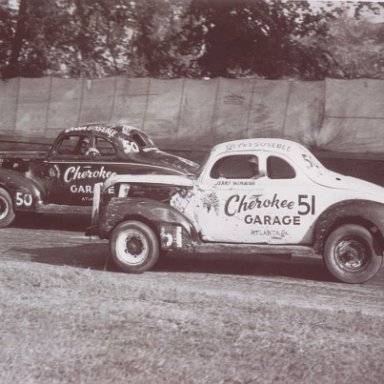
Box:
211 138 307 156
212 138 305 153
62 122 143 139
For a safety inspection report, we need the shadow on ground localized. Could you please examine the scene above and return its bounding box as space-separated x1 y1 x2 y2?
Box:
13 213 91 231
156 253 332 282
12 243 110 271
12 242 333 282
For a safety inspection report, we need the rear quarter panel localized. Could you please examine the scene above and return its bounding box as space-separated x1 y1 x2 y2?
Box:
312 199 384 253
99 197 198 244
0 168 45 211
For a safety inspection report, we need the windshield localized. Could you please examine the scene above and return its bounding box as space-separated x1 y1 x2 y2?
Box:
119 130 156 155
131 131 156 149
196 152 211 176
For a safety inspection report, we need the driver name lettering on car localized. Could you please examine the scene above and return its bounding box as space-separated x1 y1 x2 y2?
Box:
215 181 257 187
232 180 256 186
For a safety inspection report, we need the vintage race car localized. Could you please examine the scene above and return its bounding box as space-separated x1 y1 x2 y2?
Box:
88 138 384 283
0 122 198 227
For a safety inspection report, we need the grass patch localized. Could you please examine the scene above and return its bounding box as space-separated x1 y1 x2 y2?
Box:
1 259 384 384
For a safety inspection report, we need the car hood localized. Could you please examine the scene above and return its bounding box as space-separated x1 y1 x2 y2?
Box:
137 148 199 176
314 170 384 203
102 173 194 194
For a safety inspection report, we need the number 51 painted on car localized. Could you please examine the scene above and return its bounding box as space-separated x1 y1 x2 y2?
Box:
88 138 384 284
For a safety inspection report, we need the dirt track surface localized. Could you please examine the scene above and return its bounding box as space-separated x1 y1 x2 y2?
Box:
1 214 383 315
1 214 384 384
2 213 383 280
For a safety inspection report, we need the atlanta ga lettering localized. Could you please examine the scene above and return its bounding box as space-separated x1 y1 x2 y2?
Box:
251 229 289 238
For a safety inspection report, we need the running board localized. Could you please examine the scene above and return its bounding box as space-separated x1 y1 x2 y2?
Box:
188 242 319 259
35 204 92 215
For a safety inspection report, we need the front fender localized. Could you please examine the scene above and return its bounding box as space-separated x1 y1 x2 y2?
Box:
0 168 45 211
99 197 199 243
313 199 384 254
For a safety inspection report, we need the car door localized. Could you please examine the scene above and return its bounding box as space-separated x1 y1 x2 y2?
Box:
44 133 119 205
195 152 326 244
195 153 267 243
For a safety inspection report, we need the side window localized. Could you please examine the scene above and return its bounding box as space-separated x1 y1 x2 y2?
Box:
210 155 262 179
267 156 296 179
95 137 116 156
56 135 84 155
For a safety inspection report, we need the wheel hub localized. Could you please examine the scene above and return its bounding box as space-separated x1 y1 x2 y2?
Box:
335 239 369 272
126 236 144 256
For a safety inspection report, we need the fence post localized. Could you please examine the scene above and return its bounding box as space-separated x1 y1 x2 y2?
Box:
210 77 221 143
176 77 186 138
109 76 118 122
245 78 257 138
44 76 53 135
142 77 151 131
13 77 21 134
77 77 85 126
281 79 293 137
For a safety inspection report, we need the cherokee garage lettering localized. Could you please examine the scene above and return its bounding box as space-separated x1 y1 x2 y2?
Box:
70 184 94 194
224 193 300 226
244 214 300 225
224 193 294 216
63 165 113 183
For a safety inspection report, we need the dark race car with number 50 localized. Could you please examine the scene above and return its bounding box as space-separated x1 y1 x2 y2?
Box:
88 138 384 284
0 122 198 227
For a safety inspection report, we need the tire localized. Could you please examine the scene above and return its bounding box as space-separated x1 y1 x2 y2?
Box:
323 224 383 283
0 188 15 228
110 220 159 273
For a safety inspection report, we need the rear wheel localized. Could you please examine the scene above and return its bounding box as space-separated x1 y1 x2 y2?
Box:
110 220 159 273
323 224 383 283
0 188 15 228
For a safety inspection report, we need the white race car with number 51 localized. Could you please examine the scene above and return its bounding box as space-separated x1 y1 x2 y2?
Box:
88 138 384 283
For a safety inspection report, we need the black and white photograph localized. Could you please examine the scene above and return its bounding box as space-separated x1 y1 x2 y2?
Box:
0 0 383 383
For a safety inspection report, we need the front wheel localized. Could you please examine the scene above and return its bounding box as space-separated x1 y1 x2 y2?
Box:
0 188 15 228
110 220 159 273
323 224 383 283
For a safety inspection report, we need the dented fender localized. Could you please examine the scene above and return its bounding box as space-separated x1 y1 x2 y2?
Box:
0 168 45 211
98 197 199 246
312 199 384 253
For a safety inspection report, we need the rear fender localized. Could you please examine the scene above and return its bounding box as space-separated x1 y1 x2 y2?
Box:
313 199 384 254
0 168 45 211
99 197 199 248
